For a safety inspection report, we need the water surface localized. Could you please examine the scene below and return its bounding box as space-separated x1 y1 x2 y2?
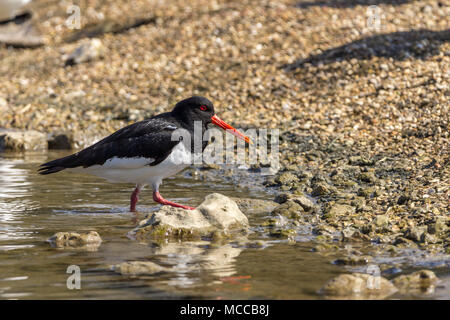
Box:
0 152 448 299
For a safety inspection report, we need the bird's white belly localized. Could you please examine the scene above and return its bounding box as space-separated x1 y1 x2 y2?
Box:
68 143 192 187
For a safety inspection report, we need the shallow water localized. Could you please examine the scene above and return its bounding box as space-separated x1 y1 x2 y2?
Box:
0 152 448 299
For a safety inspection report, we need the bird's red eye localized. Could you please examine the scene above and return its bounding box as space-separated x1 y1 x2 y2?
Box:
200 105 207 111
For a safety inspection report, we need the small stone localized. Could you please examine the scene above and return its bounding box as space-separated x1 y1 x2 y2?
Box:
274 193 289 204
275 171 299 186
291 195 316 212
349 156 375 166
271 200 304 219
311 182 331 197
423 233 440 244
405 226 428 243
358 172 376 183
357 187 378 198
397 195 410 205
373 215 389 228
313 225 336 235
394 236 418 248
326 204 356 218
64 38 105 66
428 217 448 235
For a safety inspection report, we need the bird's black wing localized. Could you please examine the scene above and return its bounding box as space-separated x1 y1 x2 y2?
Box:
38 116 181 175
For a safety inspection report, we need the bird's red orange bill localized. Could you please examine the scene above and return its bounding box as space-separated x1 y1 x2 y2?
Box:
211 115 252 144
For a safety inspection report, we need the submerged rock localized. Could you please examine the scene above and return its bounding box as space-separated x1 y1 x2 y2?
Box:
47 231 102 251
0 129 46 151
392 270 439 294
320 273 397 299
112 261 167 276
129 193 249 241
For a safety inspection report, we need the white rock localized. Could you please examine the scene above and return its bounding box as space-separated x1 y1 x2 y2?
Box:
129 193 249 240
64 38 105 65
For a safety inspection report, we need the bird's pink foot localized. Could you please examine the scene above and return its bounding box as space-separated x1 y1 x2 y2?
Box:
153 191 195 210
130 186 140 212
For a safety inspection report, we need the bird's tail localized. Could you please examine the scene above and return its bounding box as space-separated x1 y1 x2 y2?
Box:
38 153 80 175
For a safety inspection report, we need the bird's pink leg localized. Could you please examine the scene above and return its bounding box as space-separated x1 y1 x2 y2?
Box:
130 186 141 212
152 191 195 210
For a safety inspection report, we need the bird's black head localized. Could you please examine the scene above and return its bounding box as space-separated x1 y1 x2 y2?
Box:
172 96 251 144
172 96 215 126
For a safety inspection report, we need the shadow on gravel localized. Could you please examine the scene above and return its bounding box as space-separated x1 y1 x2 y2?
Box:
295 0 417 8
65 17 157 42
285 29 450 70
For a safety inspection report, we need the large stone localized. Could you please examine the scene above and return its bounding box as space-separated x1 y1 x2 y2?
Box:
47 231 102 251
320 273 397 299
129 193 249 241
0 129 47 151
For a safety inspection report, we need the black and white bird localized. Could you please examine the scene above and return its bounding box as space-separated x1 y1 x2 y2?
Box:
39 96 250 211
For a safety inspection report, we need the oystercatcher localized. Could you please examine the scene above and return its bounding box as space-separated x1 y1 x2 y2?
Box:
39 96 250 211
